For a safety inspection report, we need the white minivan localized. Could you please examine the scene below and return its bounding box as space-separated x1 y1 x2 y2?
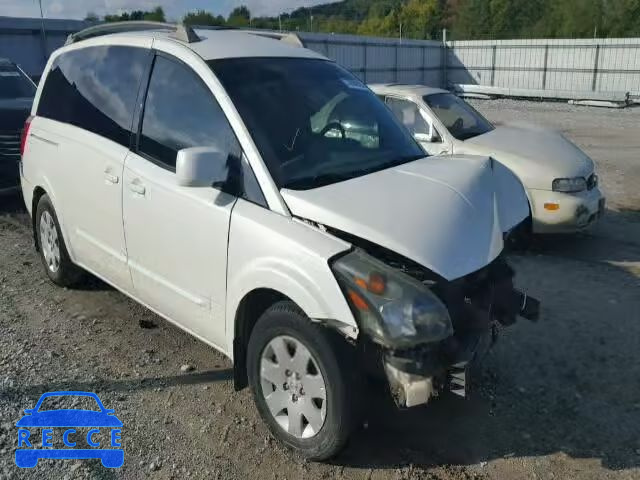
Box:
20 23 539 460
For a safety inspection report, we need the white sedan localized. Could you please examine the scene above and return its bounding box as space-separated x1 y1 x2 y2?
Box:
371 83 606 234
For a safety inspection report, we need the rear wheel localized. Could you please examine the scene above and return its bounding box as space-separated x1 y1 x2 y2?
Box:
35 194 83 287
247 301 358 460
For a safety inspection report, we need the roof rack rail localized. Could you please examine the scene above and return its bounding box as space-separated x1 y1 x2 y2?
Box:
65 21 201 45
235 30 304 48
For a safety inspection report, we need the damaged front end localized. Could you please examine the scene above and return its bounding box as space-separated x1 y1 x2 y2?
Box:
283 153 538 408
331 244 539 408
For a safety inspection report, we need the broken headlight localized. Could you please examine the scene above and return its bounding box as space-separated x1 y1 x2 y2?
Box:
552 177 587 193
332 249 453 349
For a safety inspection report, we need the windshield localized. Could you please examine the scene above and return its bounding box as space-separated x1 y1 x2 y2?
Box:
423 93 493 141
0 64 36 99
209 58 424 190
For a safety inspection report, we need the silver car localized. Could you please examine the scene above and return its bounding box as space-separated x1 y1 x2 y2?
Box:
371 83 606 234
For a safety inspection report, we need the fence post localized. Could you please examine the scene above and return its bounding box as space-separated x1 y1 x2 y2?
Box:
542 44 549 90
394 42 399 83
441 29 448 89
490 44 497 86
362 41 367 83
422 46 427 85
592 44 600 91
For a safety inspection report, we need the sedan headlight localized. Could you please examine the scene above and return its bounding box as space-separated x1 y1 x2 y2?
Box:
331 249 453 349
552 177 587 193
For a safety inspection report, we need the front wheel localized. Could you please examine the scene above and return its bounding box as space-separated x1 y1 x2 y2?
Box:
247 301 359 460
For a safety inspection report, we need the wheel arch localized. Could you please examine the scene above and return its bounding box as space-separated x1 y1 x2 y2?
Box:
230 284 357 392
232 288 292 391
30 182 75 261
31 186 47 251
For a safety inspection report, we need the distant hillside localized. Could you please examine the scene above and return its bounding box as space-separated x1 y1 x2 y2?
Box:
274 0 640 40
102 1 640 40
287 0 405 22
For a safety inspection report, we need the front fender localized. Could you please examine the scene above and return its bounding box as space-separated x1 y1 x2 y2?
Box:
226 200 358 355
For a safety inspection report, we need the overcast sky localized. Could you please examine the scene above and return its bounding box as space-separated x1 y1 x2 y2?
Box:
0 0 332 20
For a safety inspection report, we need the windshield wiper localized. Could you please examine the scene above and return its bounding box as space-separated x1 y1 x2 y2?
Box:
283 172 355 190
283 155 426 190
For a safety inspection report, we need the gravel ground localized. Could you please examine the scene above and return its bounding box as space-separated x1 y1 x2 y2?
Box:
1 99 639 480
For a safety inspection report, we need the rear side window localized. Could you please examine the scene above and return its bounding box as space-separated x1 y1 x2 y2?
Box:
37 46 148 147
386 97 430 136
0 64 36 99
138 55 241 170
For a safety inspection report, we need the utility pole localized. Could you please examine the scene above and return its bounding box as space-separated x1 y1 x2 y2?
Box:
279 15 282 32
442 28 448 89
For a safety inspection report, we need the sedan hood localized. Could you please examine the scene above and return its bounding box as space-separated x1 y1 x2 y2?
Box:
281 155 529 281
461 124 594 189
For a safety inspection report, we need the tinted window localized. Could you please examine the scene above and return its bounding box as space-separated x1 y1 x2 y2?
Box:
386 97 430 136
139 55 241 171
423 93 494 141
209 58 424 190
38 46 148 147
0 64 36 99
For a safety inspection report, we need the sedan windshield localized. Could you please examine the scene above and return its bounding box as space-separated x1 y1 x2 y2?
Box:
209 58 424 190
424 93 493 141
0 64 36 99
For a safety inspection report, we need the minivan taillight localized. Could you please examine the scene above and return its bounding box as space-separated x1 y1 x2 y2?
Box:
20 116 33 157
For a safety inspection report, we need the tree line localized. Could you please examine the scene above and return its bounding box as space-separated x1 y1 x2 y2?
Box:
89 0 640 40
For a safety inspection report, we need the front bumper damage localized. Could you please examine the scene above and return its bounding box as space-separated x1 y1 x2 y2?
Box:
379 258 540 408
383 328 497 407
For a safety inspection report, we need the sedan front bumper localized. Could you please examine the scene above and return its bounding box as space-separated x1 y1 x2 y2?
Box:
529 186 605 234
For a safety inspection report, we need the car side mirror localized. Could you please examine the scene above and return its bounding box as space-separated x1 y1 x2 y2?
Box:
176 147 230 188
415 130 441 144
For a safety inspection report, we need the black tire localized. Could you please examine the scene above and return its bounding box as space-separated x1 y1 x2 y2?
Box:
247 301 359 460
35 194 83 287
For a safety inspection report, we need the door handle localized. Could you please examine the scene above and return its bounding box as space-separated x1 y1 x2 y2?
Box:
439 149 450 155
129 182 146 196
104 172 119 184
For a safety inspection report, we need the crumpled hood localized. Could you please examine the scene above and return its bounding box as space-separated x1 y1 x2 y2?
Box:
460 123 594 189
281 155 529 281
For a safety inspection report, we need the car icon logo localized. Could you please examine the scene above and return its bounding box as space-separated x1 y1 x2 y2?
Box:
15 391 123 468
